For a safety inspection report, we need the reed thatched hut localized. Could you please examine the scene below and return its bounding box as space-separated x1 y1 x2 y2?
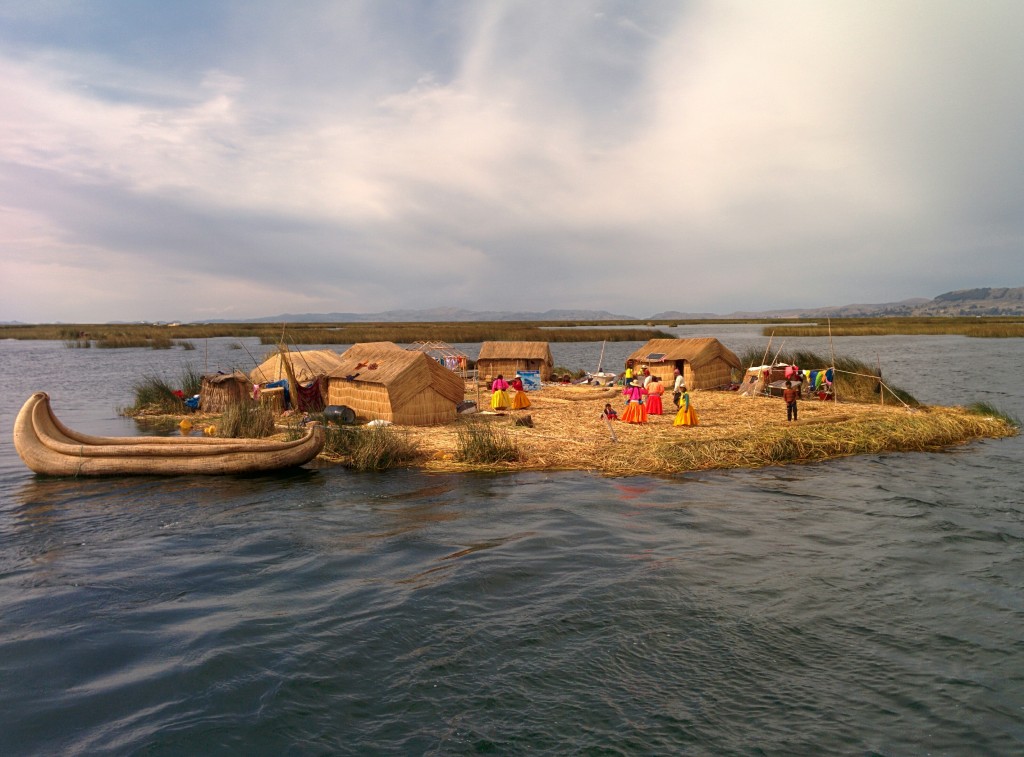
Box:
249 349 344 412
249 349 343 385
626 338 741 390
476 341 554 381
200 371 253 412
326 346 466 425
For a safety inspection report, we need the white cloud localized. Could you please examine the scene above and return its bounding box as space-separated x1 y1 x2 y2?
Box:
1 1 1022 321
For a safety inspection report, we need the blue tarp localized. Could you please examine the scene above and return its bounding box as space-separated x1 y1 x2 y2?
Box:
265 379 290 407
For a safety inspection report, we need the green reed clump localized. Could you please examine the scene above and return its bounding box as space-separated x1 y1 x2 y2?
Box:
454 419 522 464
178 363 203 397
126 374 185 414
122 364 205 415
966 402 1020 428
321 425 420 471
177 340 196 350
218 402 275 438
552 365 587 380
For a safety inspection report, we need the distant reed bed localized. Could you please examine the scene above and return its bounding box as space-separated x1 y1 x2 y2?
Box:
259 324 674 345
3 321 672 345
764 317 1024 338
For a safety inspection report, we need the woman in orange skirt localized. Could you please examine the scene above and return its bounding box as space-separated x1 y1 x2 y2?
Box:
620 380 648 424
510 375 531 409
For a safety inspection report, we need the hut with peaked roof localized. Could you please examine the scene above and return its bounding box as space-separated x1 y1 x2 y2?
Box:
249 348 345 412
626 338 741 390
249 349 344 385
476 341 555 382
326 345 466 425
200 371 253 412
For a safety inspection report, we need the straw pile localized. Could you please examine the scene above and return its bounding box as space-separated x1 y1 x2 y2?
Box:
397 382 1017 475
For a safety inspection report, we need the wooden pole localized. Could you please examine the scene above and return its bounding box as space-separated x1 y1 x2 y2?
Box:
279 344 301 412
828 318 838 403
877 352 883 407
604 417 618 442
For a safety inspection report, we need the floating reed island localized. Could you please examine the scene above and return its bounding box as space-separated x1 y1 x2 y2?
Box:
391 383 1018 475
121 345 1019 476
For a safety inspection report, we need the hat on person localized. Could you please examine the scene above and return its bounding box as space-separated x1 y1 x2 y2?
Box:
629 380 640 387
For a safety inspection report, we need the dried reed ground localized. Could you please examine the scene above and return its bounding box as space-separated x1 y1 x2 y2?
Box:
399 382 1017 475
139 383 1016 474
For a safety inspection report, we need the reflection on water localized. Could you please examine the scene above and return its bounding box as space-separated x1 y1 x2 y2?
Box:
0 337 1022 754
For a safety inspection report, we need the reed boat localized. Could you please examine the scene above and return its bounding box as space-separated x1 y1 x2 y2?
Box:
13 392 325 476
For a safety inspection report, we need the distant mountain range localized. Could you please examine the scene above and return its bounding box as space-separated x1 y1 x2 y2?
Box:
656 286 1024 320
206 307 636 323
218 287 1024 323
5 287 1021 326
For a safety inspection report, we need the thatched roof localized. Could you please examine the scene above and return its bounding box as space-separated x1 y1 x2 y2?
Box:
328 347 465 404
339 342 406 362
203 370 251 385
477 341 553 361
250 350 343 385
627 338 741 369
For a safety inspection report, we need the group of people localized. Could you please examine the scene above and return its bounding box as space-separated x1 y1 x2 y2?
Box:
492 361 802 429
610 365 698 427
489 374 530 411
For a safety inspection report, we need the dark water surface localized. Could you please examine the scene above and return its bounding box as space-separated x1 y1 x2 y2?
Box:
1 332 1022 755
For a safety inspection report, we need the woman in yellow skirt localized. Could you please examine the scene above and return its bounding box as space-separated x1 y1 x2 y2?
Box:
510 375 531 409
490 375 511 410
673 386 699 426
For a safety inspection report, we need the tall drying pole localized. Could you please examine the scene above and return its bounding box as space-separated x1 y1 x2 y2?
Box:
877 352 883 407
828 318 838 403
760 331 774 369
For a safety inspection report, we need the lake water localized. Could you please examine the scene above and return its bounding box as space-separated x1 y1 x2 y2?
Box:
1 328 1022 755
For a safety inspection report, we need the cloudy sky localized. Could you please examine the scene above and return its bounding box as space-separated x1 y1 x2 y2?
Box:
1 1 1022 322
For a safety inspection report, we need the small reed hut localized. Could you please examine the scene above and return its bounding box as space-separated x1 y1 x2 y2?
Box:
476 341 555 381
626 338 741 390
200 371 253 412
249 348 344 412
326 345 466 425
249 349 343 386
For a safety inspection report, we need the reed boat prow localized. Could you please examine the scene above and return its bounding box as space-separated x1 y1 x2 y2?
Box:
13 392 325 476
